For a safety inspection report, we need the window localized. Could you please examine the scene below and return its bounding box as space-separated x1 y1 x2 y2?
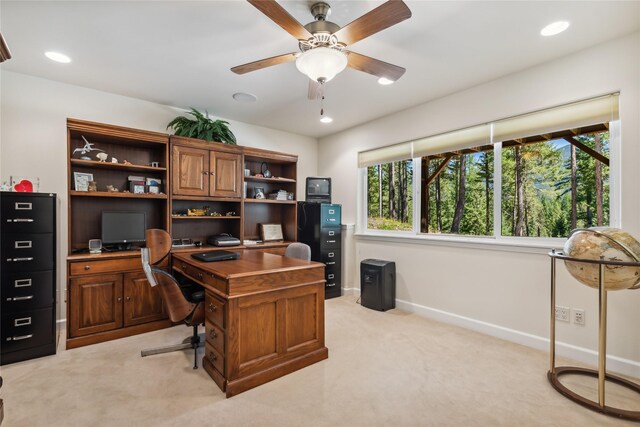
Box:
366 160 413 231
500 130 610 237
359 94 619 242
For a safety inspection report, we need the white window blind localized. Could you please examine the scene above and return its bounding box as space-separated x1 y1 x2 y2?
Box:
493 94 619 142
412 124 491 158
358 142 412 168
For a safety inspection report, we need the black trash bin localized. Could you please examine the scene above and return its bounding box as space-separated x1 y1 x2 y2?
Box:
360 259 396 311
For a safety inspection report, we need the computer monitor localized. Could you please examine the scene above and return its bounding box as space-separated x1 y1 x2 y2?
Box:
101 211 146 250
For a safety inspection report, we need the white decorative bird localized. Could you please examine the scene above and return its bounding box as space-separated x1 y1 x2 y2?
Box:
73 136 104 159
96 152 109 162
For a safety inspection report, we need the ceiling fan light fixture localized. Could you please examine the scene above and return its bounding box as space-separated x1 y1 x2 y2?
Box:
295 47 347 83
378 77 395 85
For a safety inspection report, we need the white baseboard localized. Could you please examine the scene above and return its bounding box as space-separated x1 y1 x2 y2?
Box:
344 288 640 379
56 318 66 333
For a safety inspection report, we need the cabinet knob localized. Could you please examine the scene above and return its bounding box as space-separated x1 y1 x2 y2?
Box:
210 171 215 176
209 353 217 363
117 297 122 302
208 303 217 312
197 273 203 279
209 330 217 339
84 265 91 270
202 171 208 175
126 296 131 301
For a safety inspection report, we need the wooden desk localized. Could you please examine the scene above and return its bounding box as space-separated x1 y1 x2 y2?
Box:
172 250 328 397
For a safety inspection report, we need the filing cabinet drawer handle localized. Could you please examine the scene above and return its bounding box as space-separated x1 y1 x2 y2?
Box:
9 218 34 223
7 334 33 341
209 330 217 339
15 202 32 210
326 283 336 287
208 303 217 313
327 240 336 243
7 257 34 262
209 352 217 363
15 240 32 249
9 295 34 301
15 278 32 287
326 261 336 265
328 231 335 236
328 274 334 279
328 218 336 222
14 317 32 327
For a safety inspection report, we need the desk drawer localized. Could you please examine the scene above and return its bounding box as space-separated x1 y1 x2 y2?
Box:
1 308 54 353
205 320 225 353
69 256 159 276
205 292 226 328
205 342 225 374
177 262 226 294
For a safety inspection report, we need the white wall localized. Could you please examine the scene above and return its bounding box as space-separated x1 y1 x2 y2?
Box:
0 70 318 320
319 32 640 375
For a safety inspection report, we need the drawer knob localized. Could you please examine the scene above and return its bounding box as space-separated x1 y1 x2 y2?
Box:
117 297 122 302
209 353 217 362
84 265 91 270
208 303 217 312
126 296 131 302
209 330 217 339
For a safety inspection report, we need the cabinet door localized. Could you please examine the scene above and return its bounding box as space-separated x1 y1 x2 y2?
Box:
172 145 209 196
210 151 241 198
69 274 123 338
123 272 167 327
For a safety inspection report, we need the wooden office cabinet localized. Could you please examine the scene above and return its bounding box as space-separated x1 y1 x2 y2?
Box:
69 274 123 337
171 138 242 199
66 119 172 349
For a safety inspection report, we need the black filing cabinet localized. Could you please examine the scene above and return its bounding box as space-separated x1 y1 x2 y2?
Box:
361 259 396 311
297 202 341 299
1 192 57 364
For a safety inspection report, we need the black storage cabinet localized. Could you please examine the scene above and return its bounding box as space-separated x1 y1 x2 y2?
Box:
297 202 341 299
1 192 57 365
360 259 396 311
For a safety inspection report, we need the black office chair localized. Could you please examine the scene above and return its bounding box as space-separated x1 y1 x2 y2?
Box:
140 229 205 369
285 242 311 261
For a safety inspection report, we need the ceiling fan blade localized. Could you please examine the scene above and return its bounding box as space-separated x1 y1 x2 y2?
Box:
308 80 324 100
333 0 412 46
0 32 11 62
347 52 405 81
248 0 313 40
231 52 297 75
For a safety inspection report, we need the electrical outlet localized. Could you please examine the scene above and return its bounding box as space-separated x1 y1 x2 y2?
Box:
573 309 585 325
555 306 570 322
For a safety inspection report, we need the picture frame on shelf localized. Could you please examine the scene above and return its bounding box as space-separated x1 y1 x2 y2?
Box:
73 172 93 192
260 223 284 242
129 181 146 194
255 187 265 199
148 185 160 194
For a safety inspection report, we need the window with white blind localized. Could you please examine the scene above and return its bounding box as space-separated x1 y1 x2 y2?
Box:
359 94 619 241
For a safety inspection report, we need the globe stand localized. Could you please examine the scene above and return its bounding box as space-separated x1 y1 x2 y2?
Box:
548 250 640 422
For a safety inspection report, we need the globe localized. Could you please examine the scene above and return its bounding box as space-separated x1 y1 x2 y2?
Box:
563 227 640 291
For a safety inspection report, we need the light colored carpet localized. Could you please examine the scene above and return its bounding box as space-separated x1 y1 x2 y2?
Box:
1 296 638 426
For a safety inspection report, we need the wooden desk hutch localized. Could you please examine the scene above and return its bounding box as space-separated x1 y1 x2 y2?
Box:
66 119 299 349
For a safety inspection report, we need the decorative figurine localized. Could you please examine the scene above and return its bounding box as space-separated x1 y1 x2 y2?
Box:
106 185 119 192
88 181 97 192
73 136 105 160
122 160 132 165
96 152 109 162
226 211 236 216
111 157 118 163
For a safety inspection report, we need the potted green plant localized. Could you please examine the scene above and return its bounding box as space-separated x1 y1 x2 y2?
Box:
167 108 237 145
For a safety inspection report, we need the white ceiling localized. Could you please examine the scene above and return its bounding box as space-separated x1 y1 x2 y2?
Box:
1 1 639 138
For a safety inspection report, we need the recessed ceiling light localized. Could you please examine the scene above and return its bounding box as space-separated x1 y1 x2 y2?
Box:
232 92 257 103
45 51 71 63
378 77 395 85
320 116 333 124
540 21 570 37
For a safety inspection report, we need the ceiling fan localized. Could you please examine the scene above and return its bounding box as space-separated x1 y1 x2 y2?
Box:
231 0 412 99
